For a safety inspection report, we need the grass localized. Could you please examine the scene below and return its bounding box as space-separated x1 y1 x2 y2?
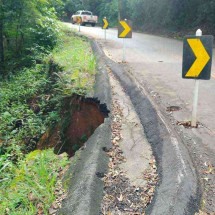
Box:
52 24 96 96
0 150 69 215
0 65 49 141
0 23 97 214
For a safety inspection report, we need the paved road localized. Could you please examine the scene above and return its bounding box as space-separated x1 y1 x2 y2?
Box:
69 24 215 152
67 23 215 213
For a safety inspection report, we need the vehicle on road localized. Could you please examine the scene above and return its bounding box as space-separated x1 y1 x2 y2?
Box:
71 10 98 27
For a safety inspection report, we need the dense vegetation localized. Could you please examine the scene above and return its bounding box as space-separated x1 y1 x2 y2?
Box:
62 0 215 34
126 0 215 35
0 23 96 214
0 0 214 213
0 0 96 212
0 149 69 214
1 0 214 76
0 0 64 76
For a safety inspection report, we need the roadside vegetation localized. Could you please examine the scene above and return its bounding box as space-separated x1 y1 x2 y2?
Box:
0 0 213 214
0 0 96 213
0 149 69 214
52 25 96 96
62 0 215 35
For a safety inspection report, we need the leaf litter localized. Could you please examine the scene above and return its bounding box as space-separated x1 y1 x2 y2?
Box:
101 72 158 215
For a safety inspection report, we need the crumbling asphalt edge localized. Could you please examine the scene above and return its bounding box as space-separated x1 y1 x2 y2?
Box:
91 41 200 215
57 41 112 215
58 37 200 215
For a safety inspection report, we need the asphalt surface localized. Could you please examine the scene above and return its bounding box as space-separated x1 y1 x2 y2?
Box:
60 23 215 214
99 43 199 215
58 37 198 215
70 25 215 143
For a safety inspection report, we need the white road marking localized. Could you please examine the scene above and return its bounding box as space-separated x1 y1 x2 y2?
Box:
171 137 187 174
171 136 187 184
157 112 171 133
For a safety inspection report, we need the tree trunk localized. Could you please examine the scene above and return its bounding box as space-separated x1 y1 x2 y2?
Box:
0 0 4 75
118 0 121 21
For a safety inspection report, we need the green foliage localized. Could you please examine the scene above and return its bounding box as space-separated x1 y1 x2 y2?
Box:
61 0 215 34
98 0 118 26
0 149 69 215
61 0 83 21
1 0 64 76
61 0 101 19
52 24 96 96
82 0 101 14
31 17 60 50
0 65 58 149
126 0 215 33
0 23 96 154
0 23 97 214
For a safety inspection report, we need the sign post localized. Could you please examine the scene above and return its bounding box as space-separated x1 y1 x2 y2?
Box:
118 19 132 62
182 29 213 127
102 17 109 40
192 78 199 127
123 38 125 62
191 29 201 127
77 16 81 32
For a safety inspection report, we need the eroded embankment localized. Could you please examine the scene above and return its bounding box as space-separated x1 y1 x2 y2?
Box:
37 95 109 157
57 43 112 214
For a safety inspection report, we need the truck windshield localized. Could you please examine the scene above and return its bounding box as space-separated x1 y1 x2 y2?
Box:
82 12 92 15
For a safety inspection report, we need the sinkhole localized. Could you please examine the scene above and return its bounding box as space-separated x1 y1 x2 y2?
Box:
37 95 109 157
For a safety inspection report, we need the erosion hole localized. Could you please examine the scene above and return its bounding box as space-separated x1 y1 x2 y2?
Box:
37 95 109 157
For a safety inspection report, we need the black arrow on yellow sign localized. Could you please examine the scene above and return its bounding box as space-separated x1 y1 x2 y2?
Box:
118 20 132 38
102 18 108 29
182 35 213 80
76 16 82 24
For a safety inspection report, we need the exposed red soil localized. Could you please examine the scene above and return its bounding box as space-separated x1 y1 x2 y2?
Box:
60 98 105 156
37 96 107 157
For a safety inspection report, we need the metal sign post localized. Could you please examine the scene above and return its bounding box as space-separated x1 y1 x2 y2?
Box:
102 17 109 40
191 29 202 127
192 78 199 127
123 38 126 62
182 29 213 127
76 16 81 32
118 18 132 62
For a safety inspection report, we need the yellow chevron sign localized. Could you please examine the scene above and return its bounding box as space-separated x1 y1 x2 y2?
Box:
103 18 108 29
186 39 210 77
118 20 132 38
76 16 82 24
182 35 213 80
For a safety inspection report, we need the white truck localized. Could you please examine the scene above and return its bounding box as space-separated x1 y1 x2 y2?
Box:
71 10 98 27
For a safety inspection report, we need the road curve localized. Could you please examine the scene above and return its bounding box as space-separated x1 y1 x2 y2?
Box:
91 41 199 214
65 23 215 214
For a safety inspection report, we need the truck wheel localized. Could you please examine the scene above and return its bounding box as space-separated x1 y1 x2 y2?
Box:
91 23 95 27
81 22 86 26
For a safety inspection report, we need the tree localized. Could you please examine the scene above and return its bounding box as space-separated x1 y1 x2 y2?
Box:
0 0 4 75
0 0 63 77
62 0 83 20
